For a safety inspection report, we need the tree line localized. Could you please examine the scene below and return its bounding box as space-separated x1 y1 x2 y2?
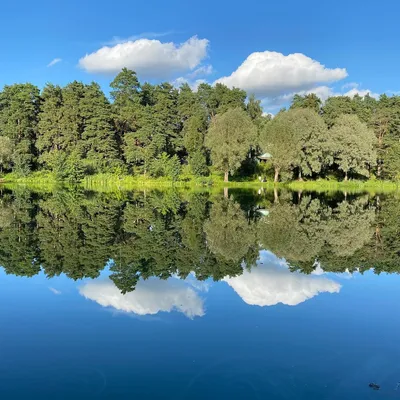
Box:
0 69 399 182
0 188 398 292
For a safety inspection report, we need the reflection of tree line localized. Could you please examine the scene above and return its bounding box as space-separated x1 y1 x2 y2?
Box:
0 188 399 293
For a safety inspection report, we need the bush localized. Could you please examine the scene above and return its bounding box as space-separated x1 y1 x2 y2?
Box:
149 153 182 181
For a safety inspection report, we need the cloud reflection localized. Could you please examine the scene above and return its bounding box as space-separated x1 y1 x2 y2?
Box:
223 252 341 306
79 278 205 318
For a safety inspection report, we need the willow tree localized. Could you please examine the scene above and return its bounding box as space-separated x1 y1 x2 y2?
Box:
205 108 257 182
330 114 376 180
260 111 299 182
203 197 256 262
286 108 330 180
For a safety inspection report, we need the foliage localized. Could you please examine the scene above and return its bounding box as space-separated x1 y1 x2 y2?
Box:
290 94 322 114
260 110 299 182
1 69 400 184
329 114 376 180
205 108 257 181
0 136 14 172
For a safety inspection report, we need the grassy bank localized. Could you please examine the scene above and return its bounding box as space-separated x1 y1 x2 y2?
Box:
1 171 399 193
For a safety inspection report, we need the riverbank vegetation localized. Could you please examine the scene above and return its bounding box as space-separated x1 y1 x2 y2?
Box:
0 69 400 185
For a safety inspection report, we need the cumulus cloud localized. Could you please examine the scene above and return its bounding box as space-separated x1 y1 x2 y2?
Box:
47 58 62 67
104 31 174 46
79 277 204 318
223 252 341 306
306 84 379 101
173 77 207 91
187 64 213 79
79 36 209 78
263 83 379 111
215 51 347 98
342 87 379 98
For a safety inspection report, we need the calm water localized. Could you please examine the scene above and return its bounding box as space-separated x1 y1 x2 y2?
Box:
1 187 400 399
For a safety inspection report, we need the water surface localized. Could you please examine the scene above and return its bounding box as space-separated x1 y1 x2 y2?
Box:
1 187 399 399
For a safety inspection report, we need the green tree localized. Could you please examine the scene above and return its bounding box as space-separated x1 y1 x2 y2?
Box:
0 84 41 174
58 81 86 180
205 108 257 182
329 114 376 180
260 111 299 182
110 68 141 152
36 84 65 177
0 136 14 173
286 108 330 179
183 111 208 176
291 93 322 114
80 83 120 173
322 96 354 128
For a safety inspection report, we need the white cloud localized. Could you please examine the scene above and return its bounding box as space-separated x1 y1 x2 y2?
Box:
173 65 213 90
341 82 359 90
79 36 209 78
343 87 379 98
173 77 207 91
187 64 213 79
47 58 62 67
263 84 379 112
103 31 174 46
49 287 61 295
215 51 347 98
79 277 204 319
305 84 379 101
223 251 341 307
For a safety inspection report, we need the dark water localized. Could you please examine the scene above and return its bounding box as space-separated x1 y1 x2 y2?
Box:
1 187 400 399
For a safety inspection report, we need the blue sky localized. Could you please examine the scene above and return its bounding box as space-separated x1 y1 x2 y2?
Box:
1 0 399 112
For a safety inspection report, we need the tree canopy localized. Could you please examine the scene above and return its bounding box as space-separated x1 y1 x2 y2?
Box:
0 69 399 182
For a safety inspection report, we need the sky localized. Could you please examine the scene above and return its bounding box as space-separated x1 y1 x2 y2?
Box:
1 0 399 112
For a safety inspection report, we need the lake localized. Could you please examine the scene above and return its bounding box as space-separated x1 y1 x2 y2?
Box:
0 187 400 399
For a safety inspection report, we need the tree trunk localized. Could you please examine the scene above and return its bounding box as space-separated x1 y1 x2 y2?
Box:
298 169 303 181
344 171 348 181
274 167 280 183
224 171 229 182
377 162 382 178
298 190 303 202
224 187 229 199
274 188 279 204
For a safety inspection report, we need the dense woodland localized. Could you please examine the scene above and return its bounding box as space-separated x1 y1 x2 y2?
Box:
0 188 398 292
0 69 400 182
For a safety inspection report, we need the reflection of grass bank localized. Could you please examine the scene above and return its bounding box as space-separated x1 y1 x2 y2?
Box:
286 179 399 193
82 173 277 191
2 172 399 193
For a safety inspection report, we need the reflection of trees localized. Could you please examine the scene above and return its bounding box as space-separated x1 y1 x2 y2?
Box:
37 190 121 280
110 194 255 293
258 195 376 273
0 187 400 291
0 189 40 276
318 195 400 274
204 197 258 263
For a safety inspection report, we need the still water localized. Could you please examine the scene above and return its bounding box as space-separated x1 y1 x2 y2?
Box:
0 187 400 399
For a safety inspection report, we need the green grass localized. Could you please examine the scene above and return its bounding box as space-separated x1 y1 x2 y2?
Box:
2 172 399 194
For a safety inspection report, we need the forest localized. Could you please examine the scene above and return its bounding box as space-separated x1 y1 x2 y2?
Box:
0 68 400 183
0 187 398 293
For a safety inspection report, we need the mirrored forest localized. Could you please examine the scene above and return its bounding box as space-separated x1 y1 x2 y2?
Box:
0 187 399 293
